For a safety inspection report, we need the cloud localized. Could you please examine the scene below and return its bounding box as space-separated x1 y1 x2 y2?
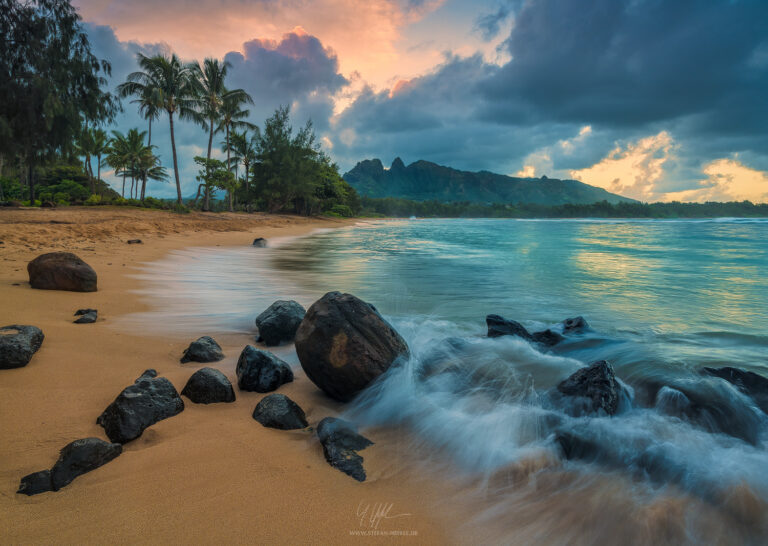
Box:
664 159 768 203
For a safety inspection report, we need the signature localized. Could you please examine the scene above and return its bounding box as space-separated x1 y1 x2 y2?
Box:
356 501 412 530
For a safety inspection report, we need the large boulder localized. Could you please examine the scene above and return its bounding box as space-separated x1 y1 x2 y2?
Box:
252 394 308 430
17 438 122 495
180 336 224 364
317 417 373 482
181 367 236 404
702 366 768 415
0 325 44 369
295 292 409 402
556 360 622 416
97 369 184 443
236 345 293 392
27 252 97 292
255 300 306 346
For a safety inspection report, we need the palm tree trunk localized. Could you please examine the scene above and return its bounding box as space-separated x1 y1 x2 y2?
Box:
28 160 34 203
169 112 182 204
148 118 152 147
96 154 101 191
204 119 214 211
141 175 147 201
226 125 233 212
121 171 126 198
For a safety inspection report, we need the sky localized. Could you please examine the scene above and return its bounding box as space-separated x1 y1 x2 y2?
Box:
73 0 768 202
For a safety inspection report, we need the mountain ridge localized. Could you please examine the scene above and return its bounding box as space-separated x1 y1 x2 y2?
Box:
343 158 637 205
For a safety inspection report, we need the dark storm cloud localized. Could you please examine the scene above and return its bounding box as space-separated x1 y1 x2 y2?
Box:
333 0 768 180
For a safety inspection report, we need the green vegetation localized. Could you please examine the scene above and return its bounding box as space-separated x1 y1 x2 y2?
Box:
360 197 768 218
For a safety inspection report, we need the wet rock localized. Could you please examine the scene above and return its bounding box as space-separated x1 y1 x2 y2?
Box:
0 325 44 369
27 252 97 292
17 438 122 495
561 316 590 334
74 310 97 324
17 470 53 496
252 394 308 430
702 366 768 414
180 336 224 364
317 417 373 482
97 370 184 443
252 237 267 247
255 300 306 346
126 239 142 244
556 360 622 416
295 292 410 402
181 367 236 404
531 329 566 346
487 314 532 340
74 308 97 316
236 345 293 392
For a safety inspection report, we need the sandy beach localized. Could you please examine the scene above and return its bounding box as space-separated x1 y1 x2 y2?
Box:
0 207 448 544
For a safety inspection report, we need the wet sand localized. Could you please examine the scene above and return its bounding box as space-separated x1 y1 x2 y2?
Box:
0 208 448 544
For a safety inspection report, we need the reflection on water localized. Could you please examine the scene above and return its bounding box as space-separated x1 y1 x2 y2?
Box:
121 218 768 544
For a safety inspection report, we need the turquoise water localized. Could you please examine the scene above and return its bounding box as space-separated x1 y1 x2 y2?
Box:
130 218 768 543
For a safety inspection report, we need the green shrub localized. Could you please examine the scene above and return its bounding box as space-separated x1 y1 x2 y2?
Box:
39 191 53 202
84 194 102 206
53 192 69 204
171 203 190 214
329 204 354 217
56 199 69 206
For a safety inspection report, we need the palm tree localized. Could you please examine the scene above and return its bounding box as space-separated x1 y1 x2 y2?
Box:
91 129 109 187
119 53 196 203
133 147 168 201
190 59 253 210
217 92 255 211
74 127 95 192
125 128 148 199
227 129 258 203
106 130 130 197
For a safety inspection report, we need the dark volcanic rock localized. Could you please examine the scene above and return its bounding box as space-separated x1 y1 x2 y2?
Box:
126 239 142 244
180 336 224 364
255 300 306 346
181 367 236 404
17 438 122 495
702 366 768 414
486 314 532 340
317 417 373 482
236 345 293 392
50 438 122 490
557 360 622 416
97 370 184 443
74 308 97 316
252 394 308 430
74 311 97 324
252 237 267 247
562 316 590 334
27 252 97 292
0 325 44 369
531 329 566 346
295 292 409 402
17 470 53 495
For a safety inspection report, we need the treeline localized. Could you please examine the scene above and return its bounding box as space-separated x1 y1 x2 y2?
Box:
361 197 768 218
0 0 359 217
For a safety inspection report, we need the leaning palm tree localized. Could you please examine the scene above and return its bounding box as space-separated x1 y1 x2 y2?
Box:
119 53 196 203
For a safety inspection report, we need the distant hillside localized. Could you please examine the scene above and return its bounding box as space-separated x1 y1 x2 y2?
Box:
343 158 636 205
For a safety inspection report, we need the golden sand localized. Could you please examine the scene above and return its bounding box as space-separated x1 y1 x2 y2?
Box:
0 207 449 544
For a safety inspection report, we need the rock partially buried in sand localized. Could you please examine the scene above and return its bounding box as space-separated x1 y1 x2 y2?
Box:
126 239 142 244
556 360 623 416
317 417 373 482
252 393 308 430
181 367 236 404
27 252 97 292
74 310 98 324
180 336 224 363
236 345 294 392
252 237 267 247
97 369 184 443
295 292 410 402
0 325 44 369
17 438 122 495
255 300 306 346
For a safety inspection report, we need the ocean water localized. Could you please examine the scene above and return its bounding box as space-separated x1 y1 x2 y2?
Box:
126 218 768 543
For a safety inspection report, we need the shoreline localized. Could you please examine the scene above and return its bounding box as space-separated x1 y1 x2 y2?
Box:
0 208 449 544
